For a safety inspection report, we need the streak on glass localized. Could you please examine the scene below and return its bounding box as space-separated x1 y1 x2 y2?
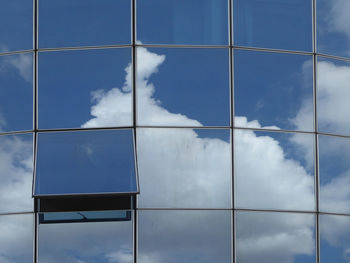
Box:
137 128 231 208
35 129 136 196
234 130 315 211
138 210 232 263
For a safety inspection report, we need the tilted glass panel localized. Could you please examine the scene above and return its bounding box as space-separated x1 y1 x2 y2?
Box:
317 57 350 136
317 0 350 58
138 210 231 263
0 53 33 132
319 135 350 214
0 214 34 263
137 128 231 208
236 211 315 263
320 214 350 263
0 0 32 52
234 130 315 211
0 134 33 213
38 210 133 263
137 0 228 45
234 0 312 51
234 50 314 132
38 48 132 129
39 0 131 48
34 129 137 196
136 47 230 126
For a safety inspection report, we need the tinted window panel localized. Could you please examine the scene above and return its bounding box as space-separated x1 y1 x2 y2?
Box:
35 129 137 196
137 0 228 45
38 48 132 129
234 50 313 131
234 129 315 210
234 0 312 51
39 0 131 48
136 47 230 126
0 53 33 132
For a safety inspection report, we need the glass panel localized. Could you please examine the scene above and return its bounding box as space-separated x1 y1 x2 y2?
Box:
234 50 313 132
0 0 32 52
38 210 133 263
39 0 131 48
235 130 315 210
0 214 34 263
136 47 230 126
0 134 33 213
236 211 315 263
137 0 228 45
317 0 350 58
0 53 33 132
137 128 231 208
34 129 137 196
319 135 350 214
38 48 132 129
234 0 312 51
320 214 350 263
317 57 350 136
138 210 231 263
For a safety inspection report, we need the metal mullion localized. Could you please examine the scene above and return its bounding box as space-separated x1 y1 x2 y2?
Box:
34 0 38 261
136 125 231 129
0 211 34 216
36 126 134 133
0 130 34 136
233 126 315 135
136 44 229 49
0 50 33 57
233 45 314 56
317 53 350 63
37 44 132 53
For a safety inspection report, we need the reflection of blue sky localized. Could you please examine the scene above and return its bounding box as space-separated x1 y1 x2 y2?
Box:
0 0 32 52
39 0 131 48
137 0 228 45
234 0 312 51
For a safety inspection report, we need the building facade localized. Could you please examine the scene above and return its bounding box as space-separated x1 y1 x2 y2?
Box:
1 0 350 262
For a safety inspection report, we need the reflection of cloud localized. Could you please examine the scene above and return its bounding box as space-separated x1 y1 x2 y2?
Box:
0 48 32 83
324 0 350 42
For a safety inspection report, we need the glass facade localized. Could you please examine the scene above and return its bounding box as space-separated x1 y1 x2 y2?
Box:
1 0 350 262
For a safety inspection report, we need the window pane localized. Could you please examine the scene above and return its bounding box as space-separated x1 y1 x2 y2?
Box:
137 128 231 208
235 130 315 210
34 129 137 196
319 135 350 214
38 210 133 263
0 214 34 263
138 210 231 263
236 211 315 263
320 214 350 263
39 0 131 48
317 57 350 136
0 53 33 132
38 48 132 129
234 50 313 132
317 0 350 58
234 0 312 51
0 134 33 213
137 0 228 45
0 0 32 52
136 47 230 126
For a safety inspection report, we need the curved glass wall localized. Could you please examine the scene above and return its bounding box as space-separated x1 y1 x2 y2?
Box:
1 0 350 262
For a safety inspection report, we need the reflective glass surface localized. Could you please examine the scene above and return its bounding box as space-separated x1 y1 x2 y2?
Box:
236 211 315 263
320 214 350 263
138 210 231 263
0 214 34 263
38 210 133 263
35 129 136 196
39 0 131 48
137 128 231 208
319 135 350 214
137 0 228 45
317 0 350 58
0 134 33 213
136 47 230 126
38 48 132 129
317 57 350 136
234 130 315 210
234 0 312 51
234 50 313 132
0 53 33 132
0 0 32 52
